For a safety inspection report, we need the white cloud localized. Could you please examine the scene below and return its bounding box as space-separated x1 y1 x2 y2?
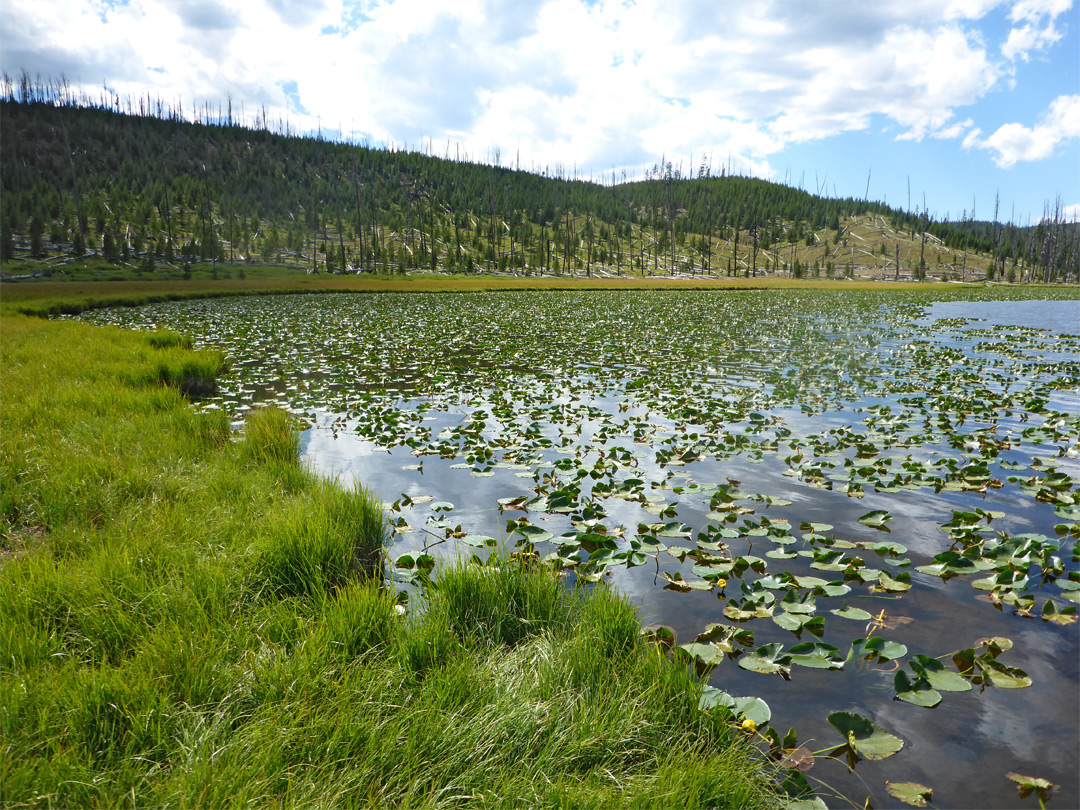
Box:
1002 0 1072 60
1002 19 1063 59
934 118 976 139
1062 202 1080 219
0 0 1071 181
1009 0 1073 23
943 0 1008 18
975 94 1080 167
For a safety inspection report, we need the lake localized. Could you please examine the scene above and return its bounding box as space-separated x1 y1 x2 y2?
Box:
77 287 1079 809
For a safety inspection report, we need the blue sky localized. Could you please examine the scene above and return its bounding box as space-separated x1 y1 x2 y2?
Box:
2 0 1077 223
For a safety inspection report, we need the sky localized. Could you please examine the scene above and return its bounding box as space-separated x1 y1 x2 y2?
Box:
1 0 1078 224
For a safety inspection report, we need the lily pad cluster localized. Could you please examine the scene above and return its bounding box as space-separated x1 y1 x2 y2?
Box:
76 287 1080 808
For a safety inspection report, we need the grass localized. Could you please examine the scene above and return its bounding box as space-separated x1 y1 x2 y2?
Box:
1 264 1029 322
0 311 782 808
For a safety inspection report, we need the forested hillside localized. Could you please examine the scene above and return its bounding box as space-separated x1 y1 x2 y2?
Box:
2 76 1076 283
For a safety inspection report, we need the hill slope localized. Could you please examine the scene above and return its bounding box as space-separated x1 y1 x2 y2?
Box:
1 89 1076 283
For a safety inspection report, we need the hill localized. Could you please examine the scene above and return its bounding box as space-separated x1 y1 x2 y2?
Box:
1 78 1076 284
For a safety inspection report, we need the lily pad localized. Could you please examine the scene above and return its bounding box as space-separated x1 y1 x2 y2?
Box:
894 670 941 708
875 571 912 592
787 642 844 670
831 606 873 621
1041 599 1078 625
773 613 825 636
738 643 792 678
459 534 497 548
858 509 893 530
909 655 972 692
677 642 725 668
781 799 828 810
860 636 908 662
694 623 754 651
781 588 817 615
981 659 1032 689
827 711 904 760
1006 773 1059 801
516 523 553 543
662 571 713 591
885 781 933 807
699 686 772 726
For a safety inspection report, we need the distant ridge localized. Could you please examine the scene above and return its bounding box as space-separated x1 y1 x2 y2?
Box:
1 75 1075 282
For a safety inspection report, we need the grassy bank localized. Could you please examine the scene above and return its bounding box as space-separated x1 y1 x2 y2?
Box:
0 313 780 808
0 263 1014 319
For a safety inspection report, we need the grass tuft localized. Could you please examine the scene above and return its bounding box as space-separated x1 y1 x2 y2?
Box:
426 555 570 647
254 477 387 598
239 405 299 466
318 581 400 660
144 329 193 350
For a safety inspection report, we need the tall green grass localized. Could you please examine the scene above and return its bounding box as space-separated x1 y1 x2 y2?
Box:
254 476 387 598
1 270 1004 320
0 312 780 809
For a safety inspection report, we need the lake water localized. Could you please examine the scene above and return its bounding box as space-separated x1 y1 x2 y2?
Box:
76 288 1080 809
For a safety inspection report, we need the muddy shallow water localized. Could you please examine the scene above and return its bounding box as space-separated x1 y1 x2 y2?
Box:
78 288 1079 809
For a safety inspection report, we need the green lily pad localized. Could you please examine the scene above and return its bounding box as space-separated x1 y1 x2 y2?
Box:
459 534 496 548
663 571 713 591
640 625 676 650
1006 773 1059 801
885 781 933 807
858 510 893 530
1054 504 1080 520
787 642 844 670
738 643 792 678
713 484 750 502
773 613 825 636
677 642 725 668
692 563 733 581
516 524 553 543
875 571 912 592
792 575 830 589
894 670 942 708
781 799 829 810
831 606 873 621
699 686 772 726
657 521 694 537
393 553 431 569
767 548 799 559
695 623 754 651
860 636 908 661
1041 599 1078 625
981 658 1032 689
781 588 817 615
910 655 972 692
815 581 852 597
864 540 908 556
827 711 904 760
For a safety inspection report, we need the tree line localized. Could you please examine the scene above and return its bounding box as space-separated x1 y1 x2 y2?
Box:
1 72 1076 283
